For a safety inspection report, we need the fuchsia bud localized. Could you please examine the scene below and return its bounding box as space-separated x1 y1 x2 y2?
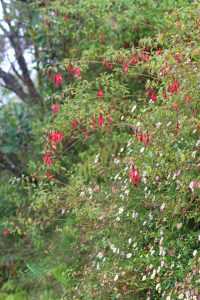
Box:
129 166 141 186
97 89 104 98
53 73 63 87
98 113 104 127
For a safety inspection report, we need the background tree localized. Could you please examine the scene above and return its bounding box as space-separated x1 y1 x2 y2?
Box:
0 0 42 104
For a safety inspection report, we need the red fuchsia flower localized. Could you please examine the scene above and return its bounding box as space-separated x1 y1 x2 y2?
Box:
97 88 104 98
136 133 150 146
147 89 157 102
129 54 138 65
98 113 104 127
53 73 63 87
48 131 64 144
51 103 60 114
71 119 79 129
2 228 10 237
129 166 141 186
167 79 180 95
43 152 53 166
123 62 129 73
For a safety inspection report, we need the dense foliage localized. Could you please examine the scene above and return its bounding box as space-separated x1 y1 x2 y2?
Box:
0 0 200 299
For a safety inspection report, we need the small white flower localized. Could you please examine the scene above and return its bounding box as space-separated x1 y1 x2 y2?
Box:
161 260 165 267
133 242 137 248
118 207 124 215
150 269 156 279
157 266 161 274
132 211 138 219
193 249 197 257
131 104 137 112
114 274 119 281
116 216 120 222
142 275 146 281
178 294 184 300
150 249 155 256
160 203 165 211
128 238 132 245
140 147 145 153
156 283 161 291
126 253 132 259
114 158 120 165
156 122 162 128
192 151 197 158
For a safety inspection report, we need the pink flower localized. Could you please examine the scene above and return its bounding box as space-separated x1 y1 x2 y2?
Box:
98 113 104 127
129 166 141 186
136 133 150 146
53 73 63 87
48 131 64 144
97 89 104 98
43 152 53 166
51 103 60 114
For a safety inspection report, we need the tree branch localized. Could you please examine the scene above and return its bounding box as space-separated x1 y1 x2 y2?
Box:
0 67 29 102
